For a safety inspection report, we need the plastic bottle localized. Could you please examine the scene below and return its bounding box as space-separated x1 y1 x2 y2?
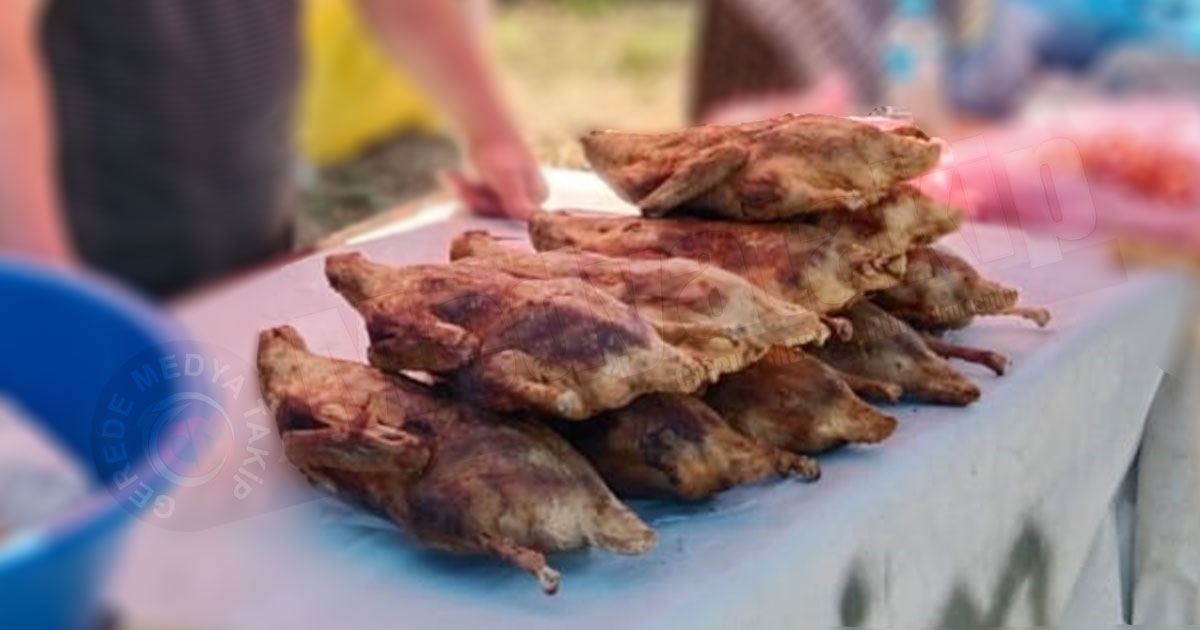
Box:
880 0 949 130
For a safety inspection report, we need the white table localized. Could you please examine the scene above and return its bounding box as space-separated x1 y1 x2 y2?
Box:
109 171 1199 628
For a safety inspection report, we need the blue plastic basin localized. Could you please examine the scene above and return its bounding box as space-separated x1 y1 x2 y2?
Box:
0 257 191 629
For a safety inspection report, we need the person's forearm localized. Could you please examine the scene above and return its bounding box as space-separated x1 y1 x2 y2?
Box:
353 0 546 218
351 0 521 145
0 2 71 262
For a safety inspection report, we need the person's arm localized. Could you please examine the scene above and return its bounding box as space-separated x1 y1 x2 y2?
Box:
352 0 546 219
0 0 72 263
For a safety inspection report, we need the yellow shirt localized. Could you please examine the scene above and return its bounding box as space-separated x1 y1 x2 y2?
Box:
297 0 441 165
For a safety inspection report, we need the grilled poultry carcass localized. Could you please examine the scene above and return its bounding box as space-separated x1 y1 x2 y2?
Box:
562 394 819 501
529 190 960 314
705 349 898 454
809 301 1009 406
582 114 941 220
326 253 714 419
256 326 656 594
449 230 830 375
873 246 1051 332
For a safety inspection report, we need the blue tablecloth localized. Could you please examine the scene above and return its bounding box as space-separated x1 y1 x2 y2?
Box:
108 187 1197 628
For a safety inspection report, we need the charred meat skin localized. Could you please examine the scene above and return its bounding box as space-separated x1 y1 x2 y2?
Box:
529 192 959 315
564 394 819 501
257 326 656 594
326 252 714 420
809 301 987 406
706 350 897 455
873 246 1050 332
583 114 941 220
449 230 830 376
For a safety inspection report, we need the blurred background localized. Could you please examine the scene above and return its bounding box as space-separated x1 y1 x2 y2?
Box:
302 0 1200 249
300 0 697 244
6 0 1200 294
4 1 1200 628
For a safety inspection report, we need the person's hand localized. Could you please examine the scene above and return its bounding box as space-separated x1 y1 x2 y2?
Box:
450 132 548 220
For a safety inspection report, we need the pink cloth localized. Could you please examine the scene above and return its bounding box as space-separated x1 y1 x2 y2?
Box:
913 101 1200 251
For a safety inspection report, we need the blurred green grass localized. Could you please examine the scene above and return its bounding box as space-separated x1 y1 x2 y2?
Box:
495 0 695 166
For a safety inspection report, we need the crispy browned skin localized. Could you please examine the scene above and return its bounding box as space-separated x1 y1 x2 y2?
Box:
706 350 898 454
562 394 819 501
873 246 1051 332
582 114 941 220
809 301 986 406
833 370 904 404
449 230 830 375
257 326 656 594
326 253 714 420
529 192 959 315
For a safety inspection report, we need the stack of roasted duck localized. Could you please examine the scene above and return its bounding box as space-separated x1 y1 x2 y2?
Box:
256 114 1050 595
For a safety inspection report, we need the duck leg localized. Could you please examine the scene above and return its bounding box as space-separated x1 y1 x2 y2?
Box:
482 534 562 595
920 334 1009 376
998 306 1052 328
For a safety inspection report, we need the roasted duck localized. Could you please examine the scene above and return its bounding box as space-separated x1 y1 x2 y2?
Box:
449 230 830 374
705 349 898 454
809 301 1008 406
326 253 714 419
257 326 656 594
563 394 819 501
582 114 941 220
529 192 959 314
873 246 1051 332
